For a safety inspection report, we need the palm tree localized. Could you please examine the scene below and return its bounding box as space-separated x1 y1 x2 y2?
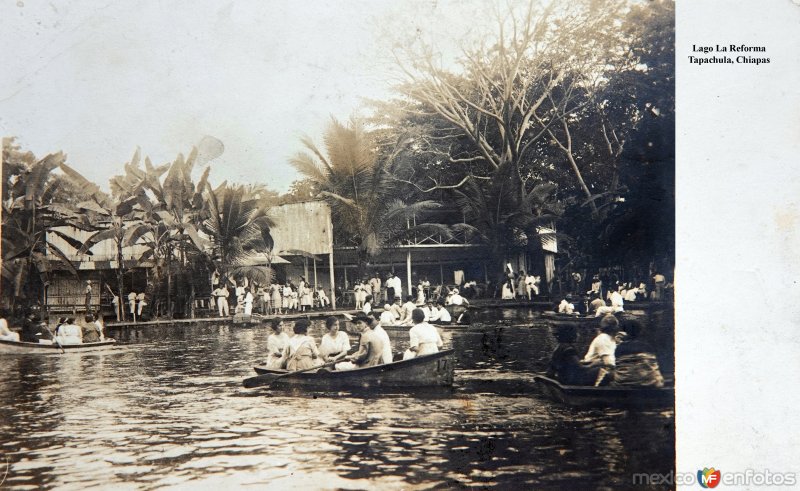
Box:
290 117 448 277
202 183 275 285
451 162 562 289
1 142 83 315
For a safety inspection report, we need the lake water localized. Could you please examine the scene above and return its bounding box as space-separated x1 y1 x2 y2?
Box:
0 309 674 490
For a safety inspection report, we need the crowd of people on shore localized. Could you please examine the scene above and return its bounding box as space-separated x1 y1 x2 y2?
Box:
262 308 444 373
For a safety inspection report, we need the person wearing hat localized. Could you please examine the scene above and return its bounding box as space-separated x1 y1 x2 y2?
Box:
336 312 384 371
447 288 469 307
403 308 443 360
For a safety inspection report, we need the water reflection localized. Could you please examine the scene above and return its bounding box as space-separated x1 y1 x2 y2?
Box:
0 309 673 490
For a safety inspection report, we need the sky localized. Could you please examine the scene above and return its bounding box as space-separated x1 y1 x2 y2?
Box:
0 0 486 192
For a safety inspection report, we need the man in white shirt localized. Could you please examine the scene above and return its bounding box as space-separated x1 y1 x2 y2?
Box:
390 274 403 300
371 313 394 364
403 309 443 360
214 285 230 317
431 301 452 324
369 276 382 303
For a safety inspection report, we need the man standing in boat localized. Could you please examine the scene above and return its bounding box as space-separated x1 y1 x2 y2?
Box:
336 313 384 371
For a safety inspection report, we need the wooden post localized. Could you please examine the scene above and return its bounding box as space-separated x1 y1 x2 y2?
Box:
439 263 444 285
406 250 412 297
329 252 336 310
313 256 318 289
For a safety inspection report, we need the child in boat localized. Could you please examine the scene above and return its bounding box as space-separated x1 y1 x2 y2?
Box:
319 316 351 362
403 309 443 360
546 325 600 386
285 319 321 371
379 304 395 325
611 317 665 387
265 317 290 369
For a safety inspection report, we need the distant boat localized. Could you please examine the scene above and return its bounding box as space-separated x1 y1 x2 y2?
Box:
540 311 601 328
533 374 674 408
0 339 117 354
251 349 456 389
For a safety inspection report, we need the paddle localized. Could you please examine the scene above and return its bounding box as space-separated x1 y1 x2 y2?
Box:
43 322 65 354
243 359 338 388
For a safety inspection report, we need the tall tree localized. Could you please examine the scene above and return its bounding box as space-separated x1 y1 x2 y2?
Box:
290 117 448 278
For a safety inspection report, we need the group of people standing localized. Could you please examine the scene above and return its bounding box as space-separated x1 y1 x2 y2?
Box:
210 276 330 318
500 270 541 300
262 309 444 373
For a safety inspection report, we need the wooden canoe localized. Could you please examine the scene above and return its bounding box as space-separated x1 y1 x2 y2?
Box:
540 311 601 328
533 374 674 408
252 349 455 389
0 338 117 354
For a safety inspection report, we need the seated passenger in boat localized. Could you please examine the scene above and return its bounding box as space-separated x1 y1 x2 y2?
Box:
611 317 665 388
582 314 619 368
379 304 395 325
55 318 83 345
371 312 393 364
389 297 404 321
319 316 351 363
546 325 600 386
558 298 576 314
0 317 20 342
362 294 373 315
21 313 49 342
447 289 469 307
430 301 452 325
81 314 101 343
94 314 106 341
336 313 385 371
265 317 290 369
403 309 443 360
398 295 417 325
589 295 607 316
285 320 321 371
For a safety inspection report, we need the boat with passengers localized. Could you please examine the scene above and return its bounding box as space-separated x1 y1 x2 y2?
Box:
249 349 455 389
0 338 117 354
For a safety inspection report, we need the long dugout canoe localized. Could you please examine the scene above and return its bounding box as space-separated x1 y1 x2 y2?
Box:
0 339 117 354
252 349 455 389
533 374 674 408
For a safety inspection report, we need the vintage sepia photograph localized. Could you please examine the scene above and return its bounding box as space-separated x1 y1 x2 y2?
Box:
1 0 675 489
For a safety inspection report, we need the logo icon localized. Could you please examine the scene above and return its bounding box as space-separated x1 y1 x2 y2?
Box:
698 467 721 488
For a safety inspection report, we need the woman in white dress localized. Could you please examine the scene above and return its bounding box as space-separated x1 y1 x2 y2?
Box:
55 318 83 345
265 318 290 369
501 280 515 300
271 283 282 314
319 317 351 362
